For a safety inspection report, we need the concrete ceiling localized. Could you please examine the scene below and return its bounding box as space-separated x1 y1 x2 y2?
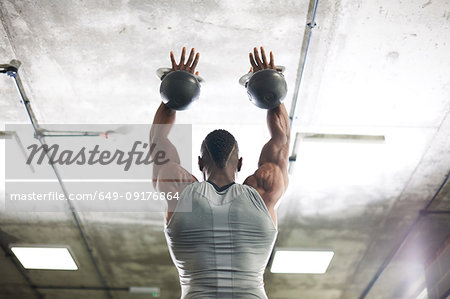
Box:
1 0 449 298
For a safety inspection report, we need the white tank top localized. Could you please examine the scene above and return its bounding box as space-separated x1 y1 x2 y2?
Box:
164 181 278 298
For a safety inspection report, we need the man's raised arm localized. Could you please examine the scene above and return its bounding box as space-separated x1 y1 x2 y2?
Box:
244 47 290 218
150 48 199 222
150 102 180 188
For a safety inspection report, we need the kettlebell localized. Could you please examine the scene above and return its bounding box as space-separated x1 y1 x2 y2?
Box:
246 69 287 109
160 70 201 110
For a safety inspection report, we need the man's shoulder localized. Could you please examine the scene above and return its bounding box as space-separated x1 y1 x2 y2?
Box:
243 163 286 209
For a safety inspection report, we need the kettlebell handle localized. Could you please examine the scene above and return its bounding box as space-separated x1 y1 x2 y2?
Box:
239 66 285 87
156 67 204 83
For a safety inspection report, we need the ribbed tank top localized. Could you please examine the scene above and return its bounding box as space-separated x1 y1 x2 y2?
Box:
164 181 278 298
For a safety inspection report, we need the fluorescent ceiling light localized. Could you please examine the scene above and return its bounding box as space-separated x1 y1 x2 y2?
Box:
271 250 334 274
300 133 385 143
129 287 160 297
11 246 78 270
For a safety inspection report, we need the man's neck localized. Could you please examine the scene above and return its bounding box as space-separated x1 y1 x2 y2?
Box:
206 170 235 188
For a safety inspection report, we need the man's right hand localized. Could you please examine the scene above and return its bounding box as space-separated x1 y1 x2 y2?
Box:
170 47 200 75
249 47 276 72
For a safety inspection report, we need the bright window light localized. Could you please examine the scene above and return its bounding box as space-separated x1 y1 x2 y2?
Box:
271 250 334 274
11 247 78 270
416 287 428 299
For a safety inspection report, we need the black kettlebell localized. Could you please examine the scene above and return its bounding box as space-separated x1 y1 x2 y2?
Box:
160 70 201 110
246 69 287 109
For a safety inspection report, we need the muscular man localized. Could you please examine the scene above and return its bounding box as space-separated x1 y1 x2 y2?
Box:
150 46 290 298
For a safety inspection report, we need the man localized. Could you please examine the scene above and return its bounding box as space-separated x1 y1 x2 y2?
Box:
150 46 290 298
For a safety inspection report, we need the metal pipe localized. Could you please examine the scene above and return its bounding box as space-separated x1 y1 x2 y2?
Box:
34 135 114 299
288 0 319 129
419 210 450 215
9 72 40 133
5 62 109 138
287 0 319 169
2 67 114 299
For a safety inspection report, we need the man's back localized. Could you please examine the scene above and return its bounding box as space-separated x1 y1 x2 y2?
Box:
164 181 278 299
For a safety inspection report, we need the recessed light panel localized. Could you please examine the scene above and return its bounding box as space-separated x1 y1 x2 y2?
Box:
11 247 78 270
271 250 334 274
